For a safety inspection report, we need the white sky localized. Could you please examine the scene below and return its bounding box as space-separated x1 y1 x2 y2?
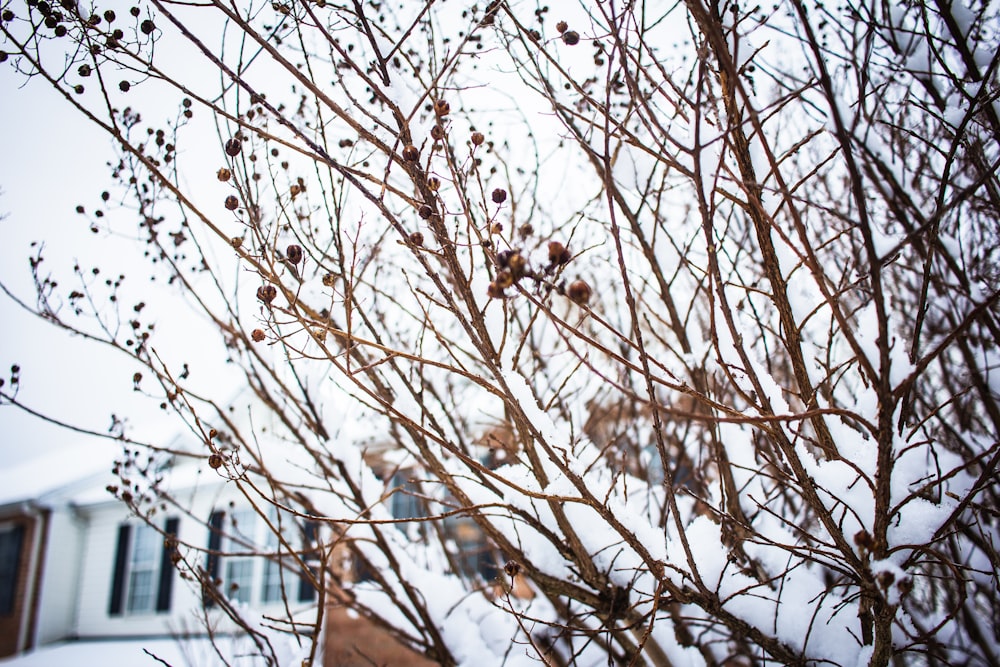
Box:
0 66 187 470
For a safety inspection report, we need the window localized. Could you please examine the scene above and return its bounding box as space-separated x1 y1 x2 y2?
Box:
205 507 317 606
108 517 178 616
0 523 26 616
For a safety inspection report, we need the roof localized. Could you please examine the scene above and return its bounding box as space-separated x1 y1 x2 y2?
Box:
0 441 119 511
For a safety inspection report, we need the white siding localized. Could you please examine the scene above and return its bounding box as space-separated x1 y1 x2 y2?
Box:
33 507 86 645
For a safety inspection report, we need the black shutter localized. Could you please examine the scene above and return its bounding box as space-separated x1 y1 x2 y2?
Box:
108 524 131 616
204 511 224 606
297 520 318 602
155 517 179 612
0 524 26 615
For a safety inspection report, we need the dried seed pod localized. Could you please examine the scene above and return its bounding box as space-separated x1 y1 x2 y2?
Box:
208 453 224 469
217 167 231 181
567 279 592 305
548 241 571 265
402 144 419 161
251 329 265 342
286 244 303 264
519 223 534 239
508 252 527 278
495 270 515 289
430 124 446 141
471 131 485 146
492 188 507 204
256 284 277 304
556 20 568 34
409 231 424 246
561 30 580 45
322 273 337 287
224 195 239 210
224 137 242 157
491 223 503 234
504 560 521 577
427 176 441 191
496 249 513 269
433 99 450 116
418 204 433 219
118 80 130 92
487 282 505 299
140 19 154 34
230 237 243 249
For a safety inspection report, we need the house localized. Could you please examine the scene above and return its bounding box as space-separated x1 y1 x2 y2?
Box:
0 436 329 666
0 435 446 666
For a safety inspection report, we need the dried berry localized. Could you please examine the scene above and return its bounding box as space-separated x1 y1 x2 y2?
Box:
426 176 441 191
1 9 14 21
78 64 91 77
418 204 433 219
224 195 239 210
402 144 419 161
504 560 521 577
409 231 424 246
103 9 115 22
561 30 580 45
519 223 533 239
322 273 337 286
119 80 130 92
556 21 568 34
508 252 527 278
548 241 571 265
140 19 154 34
495 270 514 289
491 188 507 204
430 124 446 141
286 244 303 264
471 131 485 146
487 282 505 299
217 167 231 181
208 453 224 469
256 284 277 304
230 237 243 249
496 249 514 269
433 99 450 116
567 279 592 305
224 137 242 157
54 24 66 37
251 328 265 342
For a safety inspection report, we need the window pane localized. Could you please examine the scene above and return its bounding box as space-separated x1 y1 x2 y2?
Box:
261 560 284 603
225 558 254 603
126 570 155 612
0 524 25 615
126 523 160 613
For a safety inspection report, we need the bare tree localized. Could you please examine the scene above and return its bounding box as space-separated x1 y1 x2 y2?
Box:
2 0 999 665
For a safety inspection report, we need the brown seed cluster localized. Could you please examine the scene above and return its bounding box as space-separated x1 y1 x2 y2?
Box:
485 239 592 308
225 137 242 157
257 284 277 304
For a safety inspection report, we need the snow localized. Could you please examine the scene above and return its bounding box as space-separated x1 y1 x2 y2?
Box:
0 635 307 667
0 442 118 508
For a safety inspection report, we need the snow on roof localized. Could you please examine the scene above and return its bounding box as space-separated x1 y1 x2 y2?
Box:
0 441 119 509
